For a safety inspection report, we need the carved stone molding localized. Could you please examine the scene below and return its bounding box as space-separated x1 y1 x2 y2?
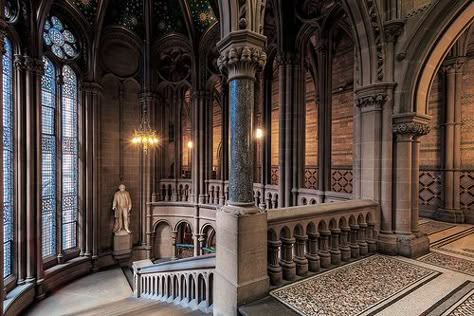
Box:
365 0 384 80
217 31 267 81
356 93 387 111
392 122 430 136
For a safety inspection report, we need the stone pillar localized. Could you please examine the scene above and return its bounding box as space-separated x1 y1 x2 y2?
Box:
392 114 430 257
82 82 103 259
349 224 360 259
355 84 398 254
278 53 301 207
214 31 269 315
317 39 332 197
438 58 465 223
24 56 43 283
0 22 6 313
191 91 210 204
221 82 229 182
171 230 177 260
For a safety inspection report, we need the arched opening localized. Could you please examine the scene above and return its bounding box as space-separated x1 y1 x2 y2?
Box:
202 225 216 254
176 221 194 258
153 221 173 261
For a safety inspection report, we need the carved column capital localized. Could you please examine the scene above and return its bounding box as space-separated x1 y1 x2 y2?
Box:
384 20 404 43
442 57 466 74
392 122 430 136
81 81 103 95
13 54 25 70
356 93 387 111
24 56 44 75
217 31 267 81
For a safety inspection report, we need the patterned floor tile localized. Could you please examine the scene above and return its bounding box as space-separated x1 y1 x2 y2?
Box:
270 255 437 316
420 252 474 276
447 289 474 316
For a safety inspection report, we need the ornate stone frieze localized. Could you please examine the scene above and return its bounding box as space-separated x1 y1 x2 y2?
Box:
392 122 430 136
356 93 387 110
218 44 267 80
442 57 466 74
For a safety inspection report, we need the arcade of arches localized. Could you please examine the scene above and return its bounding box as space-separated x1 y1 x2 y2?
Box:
1 0 474 315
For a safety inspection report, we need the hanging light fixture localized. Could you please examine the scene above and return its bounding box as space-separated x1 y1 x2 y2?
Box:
131 101 159 154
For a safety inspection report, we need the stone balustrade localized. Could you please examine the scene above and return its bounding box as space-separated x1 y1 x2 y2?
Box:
266 199 378 286
133 254 215 313
159 179 192 202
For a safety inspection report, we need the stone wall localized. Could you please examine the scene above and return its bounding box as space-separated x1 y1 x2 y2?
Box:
100 75 141 251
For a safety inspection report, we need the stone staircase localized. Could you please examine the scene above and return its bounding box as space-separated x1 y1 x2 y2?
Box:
64 297 208 316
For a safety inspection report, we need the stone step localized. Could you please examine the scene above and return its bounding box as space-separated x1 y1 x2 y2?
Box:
64 297 209 316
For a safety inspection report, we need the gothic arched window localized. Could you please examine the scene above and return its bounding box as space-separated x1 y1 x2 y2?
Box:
3 37 14 278
41 16 80 261
61 65 78 250
41 56 57 258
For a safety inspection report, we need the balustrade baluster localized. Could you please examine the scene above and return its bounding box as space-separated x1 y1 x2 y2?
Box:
267 240 282 285
318 230 331 268
294 234 308 276
367 223 377 253
340 227 351 261
330 228 342 266
306 232 321 272
280 237 296 281
358 222 369 256
350 224 360 258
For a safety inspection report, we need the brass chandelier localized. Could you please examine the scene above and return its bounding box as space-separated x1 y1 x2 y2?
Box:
131 102 159 153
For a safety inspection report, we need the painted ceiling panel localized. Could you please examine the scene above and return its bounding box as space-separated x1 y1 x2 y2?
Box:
70 0 98 25
153 0 187 35
187 0 217 33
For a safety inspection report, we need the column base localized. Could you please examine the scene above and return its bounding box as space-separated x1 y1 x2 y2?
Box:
376 232 399 255
396 233 430 258
214 205 269 316
434 208 465 224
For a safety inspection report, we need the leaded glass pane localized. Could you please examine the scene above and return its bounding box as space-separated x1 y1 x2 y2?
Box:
41 56 57 258
61 65 78 250
3 38 14 278
43 16 78 60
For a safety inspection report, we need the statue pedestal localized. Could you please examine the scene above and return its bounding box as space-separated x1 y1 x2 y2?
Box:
113 231 132 264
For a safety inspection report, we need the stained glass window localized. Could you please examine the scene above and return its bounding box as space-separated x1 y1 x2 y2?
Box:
41 57 57 258
61 65 78 250
3 37 14 278
43 16 79 60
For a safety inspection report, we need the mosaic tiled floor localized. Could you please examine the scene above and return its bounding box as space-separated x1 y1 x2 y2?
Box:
448 289 474 316
420 252 474 276
270 255 438 316
419 220 455 235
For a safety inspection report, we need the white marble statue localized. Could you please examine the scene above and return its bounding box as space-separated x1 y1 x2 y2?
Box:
112 184 132 234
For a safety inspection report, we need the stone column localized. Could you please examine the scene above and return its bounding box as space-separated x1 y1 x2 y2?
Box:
214 31 269 315
329 228 341 265
392 114 430 257
13 54 26 284
294 233 308 276
278 53 301 207
317 39 332 197
438 58 465 223
318 230 331 268
82 82 103 259
220 82 229 182
191 91 210 204
339 227 351 261
24 56 43 284
0 22 6 314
